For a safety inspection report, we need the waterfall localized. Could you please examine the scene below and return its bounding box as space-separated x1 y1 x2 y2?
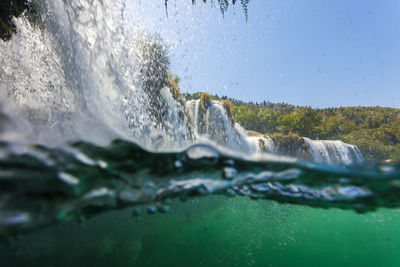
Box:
0 0 363 164
0 1 192 150
185 99 275 154
0 0 272 155
185 99 247 150
303 137 363 165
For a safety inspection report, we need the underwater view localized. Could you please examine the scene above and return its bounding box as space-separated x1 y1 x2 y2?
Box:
1 0 400 266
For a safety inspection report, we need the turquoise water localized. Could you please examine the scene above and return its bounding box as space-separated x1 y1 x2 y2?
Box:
2 140 400 235
2 196 400 266
1 140 400 266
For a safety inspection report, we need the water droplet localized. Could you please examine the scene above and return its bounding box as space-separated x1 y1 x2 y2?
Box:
174 160 183 169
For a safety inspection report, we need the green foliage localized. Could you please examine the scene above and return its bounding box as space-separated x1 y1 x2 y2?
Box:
269 132 312 160
185 92 400 162
135 34 170 92
221 99 234 125
167 72 192 122
165 0 250 21
200 92 212 111
168 72 183 101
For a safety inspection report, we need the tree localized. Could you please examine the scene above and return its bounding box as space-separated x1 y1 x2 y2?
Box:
135 34 170 92
164 0 250 21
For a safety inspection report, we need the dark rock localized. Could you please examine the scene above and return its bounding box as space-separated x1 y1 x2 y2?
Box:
0 0 38 41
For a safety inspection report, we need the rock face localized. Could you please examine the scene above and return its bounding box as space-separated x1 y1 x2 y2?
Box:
268 133 363 165
269 133 312 160
0 0 37 40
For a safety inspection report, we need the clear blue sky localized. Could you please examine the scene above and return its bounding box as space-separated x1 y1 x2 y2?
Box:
129 0 400 108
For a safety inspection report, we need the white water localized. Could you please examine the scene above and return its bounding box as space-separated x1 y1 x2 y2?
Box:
304 137 363 165
0 1 268 154
185 99 275 154
0 1 192 150
0 0 363 165
247 135 276 154
185 99 247 150
183 99 361 164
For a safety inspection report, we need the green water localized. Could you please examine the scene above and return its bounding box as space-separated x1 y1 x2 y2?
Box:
2 195 400 267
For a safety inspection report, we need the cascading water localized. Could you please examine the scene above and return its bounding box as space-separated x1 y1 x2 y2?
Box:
185 99 248 150
303 137 363 165
183 97 362 164
0 0 192 150
185 99 275 154
0 0 364 161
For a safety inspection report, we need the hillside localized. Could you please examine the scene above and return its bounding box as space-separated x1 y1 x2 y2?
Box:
184 92 400 162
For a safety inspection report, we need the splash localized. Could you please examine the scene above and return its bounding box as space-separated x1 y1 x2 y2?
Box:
0 0 363 161
0 139 397 235
0 1 193 150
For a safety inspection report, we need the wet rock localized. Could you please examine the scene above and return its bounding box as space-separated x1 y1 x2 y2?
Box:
0 0 37 41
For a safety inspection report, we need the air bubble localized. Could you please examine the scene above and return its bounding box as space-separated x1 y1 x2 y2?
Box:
174 160 183 169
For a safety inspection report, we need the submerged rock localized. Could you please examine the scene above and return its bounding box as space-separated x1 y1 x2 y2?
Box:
147 206 157 215
157 204 170 213
132 208 141 217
